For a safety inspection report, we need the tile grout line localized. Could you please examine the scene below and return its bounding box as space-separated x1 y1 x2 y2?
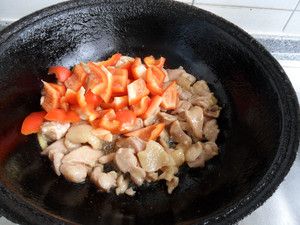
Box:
282 0 300 31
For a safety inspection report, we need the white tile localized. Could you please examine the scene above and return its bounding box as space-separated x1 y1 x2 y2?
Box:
194 0 298 10
176 0 193 4
0 0 67 21
297 2 300 10
284 12 300 35
195 4 291 34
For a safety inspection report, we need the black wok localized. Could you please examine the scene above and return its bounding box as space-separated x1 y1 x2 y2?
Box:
0 0 299 224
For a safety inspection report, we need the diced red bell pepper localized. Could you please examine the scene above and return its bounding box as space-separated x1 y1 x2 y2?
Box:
142 95 162 119
112 96 128 110
151 66 166 84
144 56 166 68
127 78 150 105
65 64 88 91
41 81 61 112
161 81 178 110
131 58 147 80
85 90 102 108
21 111 46 135
64 89 78 105
77 87 99 121
44 109 80 123
48 66 72 82
112 69 128 94
115 110 136 126
145 68 164 95
131 95 150 116
44 108 67 123
124 123 165 141
49 83 66 96
88 63 113 103
96 53 122 67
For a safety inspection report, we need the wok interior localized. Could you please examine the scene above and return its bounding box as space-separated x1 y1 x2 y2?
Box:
0 2 282 224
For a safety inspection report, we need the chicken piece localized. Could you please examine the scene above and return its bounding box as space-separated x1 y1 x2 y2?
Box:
114 148 138 173
115 174 129 195
166 176 179 194
146 172 159 182
203 119 219 142
137 141 172 172
204 105 221 118
162 68 169 82
157 112 177 125
64 138 81 150
176 72 196 91
41 122 70 142
99 153 116 164
143 110 159 126
91 128 113 142
170 148 185 166
169 121 192 146
176 85 192 100
159 166 178 181
191 80 210 96
131 118 144 131
130 166 146 186
185 142 203 162
42 139 69 176
203 141 219 161
90 167 117 192
187 155 205 168
184 106 204 139
37 132 48 150
166 67 185 81
116 137 146 153
125 187 136 196
190 94 217 109
171 101 191 115
60 163 89 183
62 146 103 168
66 124 102 149
115 56 134 68
159 129 170 149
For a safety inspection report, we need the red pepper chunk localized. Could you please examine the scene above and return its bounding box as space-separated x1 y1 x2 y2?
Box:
142 95 162 119
112 69 128 94
144 56 166 68
21 111 46 135
48 66 72 82
96 53 122 67
65 64 88 91
161 81 178 110
131 96 150 116
131 58 147 80
145 68 164 95
124 123 165 141
127 78 150 105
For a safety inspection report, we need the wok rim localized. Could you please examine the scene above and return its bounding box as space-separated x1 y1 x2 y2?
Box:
0 0 299 224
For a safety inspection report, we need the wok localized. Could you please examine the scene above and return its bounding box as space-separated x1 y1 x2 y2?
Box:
0 0 299 224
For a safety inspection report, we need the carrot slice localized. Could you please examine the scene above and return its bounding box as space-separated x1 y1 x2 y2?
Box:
48 66 72 82
21 111 46 135
161 81 178 110
124 123 165 141
142 95 162 119
127 78 150 105
144 56 166 68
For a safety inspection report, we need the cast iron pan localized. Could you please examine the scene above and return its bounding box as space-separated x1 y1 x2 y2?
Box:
0 0 299 224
